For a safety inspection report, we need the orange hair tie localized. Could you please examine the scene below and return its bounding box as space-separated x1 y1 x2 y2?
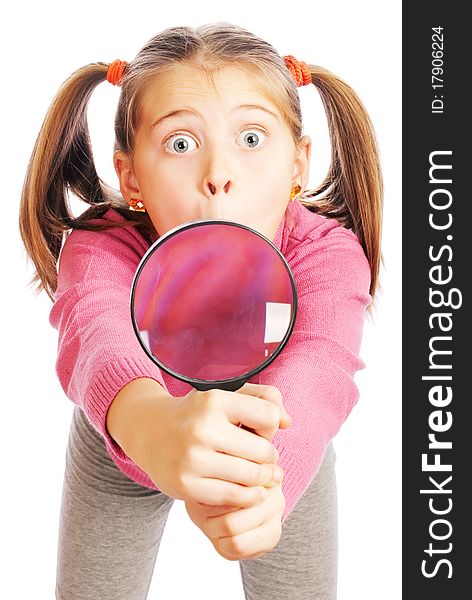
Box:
107 59 128 86
283 55 312 87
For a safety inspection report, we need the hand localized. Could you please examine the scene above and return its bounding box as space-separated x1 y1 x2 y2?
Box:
188 381 291 514
185 481 286 561
125 382 290 508
184 382 291 557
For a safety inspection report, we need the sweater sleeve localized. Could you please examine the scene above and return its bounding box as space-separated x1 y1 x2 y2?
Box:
259 225 372 524
49 216 169 465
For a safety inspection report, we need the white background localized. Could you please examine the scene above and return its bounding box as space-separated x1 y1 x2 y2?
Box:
1 1 401 598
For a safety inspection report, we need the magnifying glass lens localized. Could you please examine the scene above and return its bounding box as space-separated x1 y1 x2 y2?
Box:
131 221 297 390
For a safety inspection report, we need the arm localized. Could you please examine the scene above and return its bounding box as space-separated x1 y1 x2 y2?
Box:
260 226 372 524
49 212 169 466
106 377 173 466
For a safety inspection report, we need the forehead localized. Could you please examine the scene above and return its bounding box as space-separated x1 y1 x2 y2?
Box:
139 62 282 119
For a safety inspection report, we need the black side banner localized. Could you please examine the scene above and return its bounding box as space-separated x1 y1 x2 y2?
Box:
403 3 469 597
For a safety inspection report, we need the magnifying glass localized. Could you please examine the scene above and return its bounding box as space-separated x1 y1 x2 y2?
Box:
130 220 298 393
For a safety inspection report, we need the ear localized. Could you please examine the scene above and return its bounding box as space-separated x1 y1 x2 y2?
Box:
113 150 143 202
291 135 312 189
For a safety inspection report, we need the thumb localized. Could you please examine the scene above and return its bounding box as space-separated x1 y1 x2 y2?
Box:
236 382 292 441
237 382 291 420
279 410 292 428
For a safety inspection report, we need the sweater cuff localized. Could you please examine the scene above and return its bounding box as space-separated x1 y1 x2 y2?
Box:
84 356 168 465
277 435 328 525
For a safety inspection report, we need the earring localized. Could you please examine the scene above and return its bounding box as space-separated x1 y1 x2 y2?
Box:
290 184 302 202
129 198 146 212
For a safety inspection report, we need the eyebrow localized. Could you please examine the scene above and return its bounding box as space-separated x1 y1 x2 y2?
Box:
150 104 280 129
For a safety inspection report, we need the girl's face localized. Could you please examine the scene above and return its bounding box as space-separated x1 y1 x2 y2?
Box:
114 63 311 241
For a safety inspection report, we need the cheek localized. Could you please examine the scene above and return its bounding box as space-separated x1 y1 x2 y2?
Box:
246 145 293 183
146 189 200 237
136 157 187 215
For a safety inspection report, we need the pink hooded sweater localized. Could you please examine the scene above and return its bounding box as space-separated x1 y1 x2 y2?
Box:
49 199 371 523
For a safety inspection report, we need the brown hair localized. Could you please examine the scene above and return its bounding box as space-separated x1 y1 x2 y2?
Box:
19 22 383 304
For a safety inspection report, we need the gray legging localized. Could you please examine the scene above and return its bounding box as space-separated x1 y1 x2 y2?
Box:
56 406 338 599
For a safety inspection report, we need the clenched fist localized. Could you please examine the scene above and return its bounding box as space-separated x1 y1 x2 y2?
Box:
185 480 286 561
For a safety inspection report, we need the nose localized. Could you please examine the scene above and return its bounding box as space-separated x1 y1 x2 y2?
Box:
207 180 231 195
203 148 233 197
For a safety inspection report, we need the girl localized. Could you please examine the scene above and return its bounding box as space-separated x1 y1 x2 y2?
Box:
19 22 382 600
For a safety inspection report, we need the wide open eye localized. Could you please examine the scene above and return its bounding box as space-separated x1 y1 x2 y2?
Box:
165 133 198 154
238 128 267 149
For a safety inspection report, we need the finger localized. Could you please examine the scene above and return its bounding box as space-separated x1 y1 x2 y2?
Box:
204 490 279 539
225 391 281 433
240 408 291 441
216 421 279 464
195 448 283 488
197 502 240 518
238 423 275 444
279 411 292 428
236 383 289 418
189 477 269 508
217 516 280 560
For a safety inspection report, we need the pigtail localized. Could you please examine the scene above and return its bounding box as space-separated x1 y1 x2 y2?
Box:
302 64 383 299
19 63 153 301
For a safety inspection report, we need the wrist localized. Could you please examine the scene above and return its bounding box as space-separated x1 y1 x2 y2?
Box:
106 377 173 465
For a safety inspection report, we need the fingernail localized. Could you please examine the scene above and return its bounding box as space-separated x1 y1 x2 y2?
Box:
273 447 280 462
273 467 283 482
